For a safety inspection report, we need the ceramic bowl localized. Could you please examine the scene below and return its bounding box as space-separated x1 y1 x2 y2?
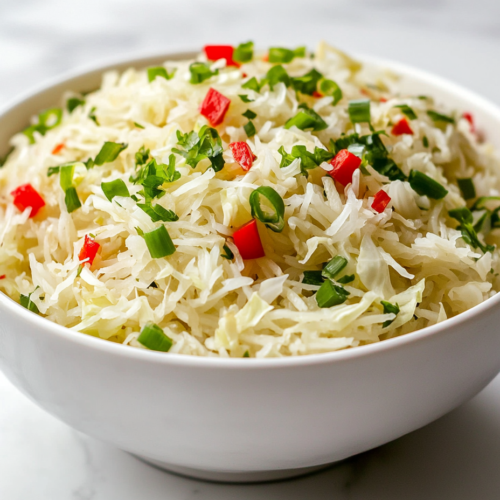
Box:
1 51 500 483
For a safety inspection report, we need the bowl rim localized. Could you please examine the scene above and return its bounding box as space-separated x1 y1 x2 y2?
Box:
1 47 500 369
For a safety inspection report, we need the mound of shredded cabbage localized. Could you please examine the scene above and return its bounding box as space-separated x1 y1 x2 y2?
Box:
1 41 500 358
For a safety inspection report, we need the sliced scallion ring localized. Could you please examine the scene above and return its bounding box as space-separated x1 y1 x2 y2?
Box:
64 187 82 213
316 280 349 308
409 170 448 199
348 99 371 123
137 322 172 352
143 225 176 258
319 79 343 105
249 186 285 232
322 256 348 280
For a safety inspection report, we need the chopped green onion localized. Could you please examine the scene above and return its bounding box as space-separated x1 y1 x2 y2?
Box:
94 142 128 166
322 256 348 280
316 280 349 308
265 65 291 90
143 225 176 258
278 145 333 175
67 97 85 113
285 104 327 131
137 202 179 222
448 207 473 224
291 69 323 96
268 46 305 63
233 41 254 63
409 170 448 199
422 136 429 148
242 109 257 120
20 292 40 314
394 104 417 120
381 300 400 327
189 62 218 84
64 187 82 213
239 94 254 103
134 122 145 129
243 350 250 358
147 66 174 82
23 108 63 143
88 106 99 125
221 244 234 260
471 196 500 210
348 99 371 123
457 178 476 200
137 322 172 352
337 274 355 284
319 79 343 105
60 164 76 191
242 77 261 92
249 186 285 232
427 110 455 124
101 179 130 201
244 120 256 138
135 146 150 166
302 270 324 286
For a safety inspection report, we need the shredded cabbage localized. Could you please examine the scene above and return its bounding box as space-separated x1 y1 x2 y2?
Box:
1 41 499 358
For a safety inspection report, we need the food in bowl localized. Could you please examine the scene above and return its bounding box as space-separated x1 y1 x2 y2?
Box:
0 41 499 358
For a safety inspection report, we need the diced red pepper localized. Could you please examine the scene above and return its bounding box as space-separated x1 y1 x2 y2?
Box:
52 143 64 155
204 45 239 67
371 190 391 213
463 112 475 133
199 88 231 127
360 88 369 96
312 90 323 98
328 149 362 186
11 183 45 217
241 72 248 78
379 97 388 103
233 219 265 260
0 275 5 280
79 235 101 266
229 142 256 171
262 54 269 62
391 118 413 136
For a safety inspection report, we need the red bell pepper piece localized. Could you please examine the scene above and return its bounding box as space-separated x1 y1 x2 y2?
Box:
200 88 231 127
11 183 45 217
379 97 388 103
371 190 391 213
79 235 101 266
463 112 475 133
52 143 64 155
391 118 413 136
233 219 265 260
204 45 238 67
328 149 362 186
312 90 323 98
229 142 256 171
0 275 5 280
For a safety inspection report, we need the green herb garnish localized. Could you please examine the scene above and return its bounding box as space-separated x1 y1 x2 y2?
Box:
147 66 175 82
285 103 327 131
242 109 257 120
394 104 417 120
316 280 349 308
409 170 448 199
137 322 173 352
189 62 218 84
249 186 285 232
143 225 176 258
67 97 85 113
457 178 476 200
233 41 254 63
268 46 305 63
381 301 400 327
101 179 130 201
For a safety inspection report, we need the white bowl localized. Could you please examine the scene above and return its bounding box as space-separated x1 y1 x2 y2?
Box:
1 51 500 483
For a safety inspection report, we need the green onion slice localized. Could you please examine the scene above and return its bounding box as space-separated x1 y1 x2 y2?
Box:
94 142 128 166
249 186 285 232
337 274 355 284
101 179 130 201
409 170 448 199
242 77 261 92
221 244 234 260
285 105 327 131
242 109 257 120
268 46 305 63
239 94 254 103
138 202 179 222
60 164 76 191
67 97 85 113
147 66 174 82
394 104 417 120
471 196 500 211
244 121 256 138
381 301 400 327
316 280 349 308
348 99 371 123
143 225 176 258
302 270 324 286
233 41 254 63
319 79 343 105
457 178 476 200
427 110 455 124
189 62 218 84
20 292 40 314
137 322 173 352
64 187 82 213
265 65 291 90
88 107 99 125
291 69 323 96
422 136 429 148
322 256 348 280
448 207 473 224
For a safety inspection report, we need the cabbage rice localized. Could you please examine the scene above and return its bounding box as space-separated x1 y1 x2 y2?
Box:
1 41 499 357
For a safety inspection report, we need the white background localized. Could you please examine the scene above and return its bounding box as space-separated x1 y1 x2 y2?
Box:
2 0 500 498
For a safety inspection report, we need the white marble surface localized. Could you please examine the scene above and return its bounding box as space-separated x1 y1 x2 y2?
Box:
2 0 500 498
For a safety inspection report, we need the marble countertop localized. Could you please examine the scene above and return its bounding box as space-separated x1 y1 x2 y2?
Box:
2 0 500 498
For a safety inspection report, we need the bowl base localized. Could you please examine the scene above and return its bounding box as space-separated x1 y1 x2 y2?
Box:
132 454 333 483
